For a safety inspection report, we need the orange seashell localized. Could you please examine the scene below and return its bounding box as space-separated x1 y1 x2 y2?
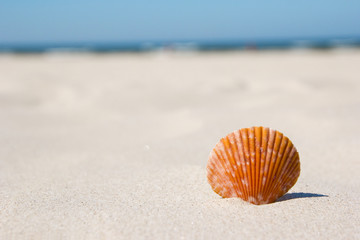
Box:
207 126 300 205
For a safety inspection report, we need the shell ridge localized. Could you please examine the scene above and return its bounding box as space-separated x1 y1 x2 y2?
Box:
207 159 222 195
265 132 283 199
240 129 253 200
211 147 233 197
249 127 257 201
234 129 251 200
254 127 262 199
282 152 300 188
209 149 224 176
216 141 238 197
262 129 277 201
264 132 284 200
228 132 247 198
223 136 244 197
269 141 298 200
207 157 224 189
273 150 300 200
263 135 287 200
280 148 299 185
258 127 269 196
265 139 293 201
207 150 224 196
263 136 289 201
222 137 238 194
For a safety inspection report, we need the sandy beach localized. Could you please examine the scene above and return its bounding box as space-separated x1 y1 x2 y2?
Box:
0 49 359 239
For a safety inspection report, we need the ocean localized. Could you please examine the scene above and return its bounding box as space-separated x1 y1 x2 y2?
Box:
1 36 359 53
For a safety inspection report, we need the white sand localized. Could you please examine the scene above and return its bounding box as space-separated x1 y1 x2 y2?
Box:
0 50 359 239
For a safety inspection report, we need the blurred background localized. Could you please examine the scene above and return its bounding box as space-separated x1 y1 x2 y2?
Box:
0 0 359 153
1 1 360 238
1 0 360 51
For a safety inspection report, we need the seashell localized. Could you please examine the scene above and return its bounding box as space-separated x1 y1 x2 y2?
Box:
207 126 300 205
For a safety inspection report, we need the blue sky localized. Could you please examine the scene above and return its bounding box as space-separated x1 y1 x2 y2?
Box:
0 0 360 43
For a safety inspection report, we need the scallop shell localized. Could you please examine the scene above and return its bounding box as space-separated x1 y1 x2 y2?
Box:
207 126 300 205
